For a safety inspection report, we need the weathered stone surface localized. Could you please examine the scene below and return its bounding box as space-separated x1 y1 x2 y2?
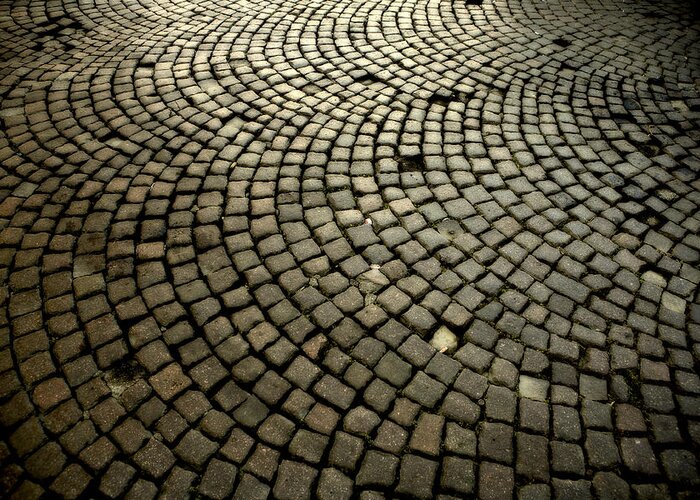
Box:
0 0 697 497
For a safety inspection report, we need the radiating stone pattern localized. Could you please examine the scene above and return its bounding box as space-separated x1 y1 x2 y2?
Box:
0 0 699 498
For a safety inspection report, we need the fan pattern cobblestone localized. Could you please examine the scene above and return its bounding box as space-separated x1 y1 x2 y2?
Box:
0 0 699 498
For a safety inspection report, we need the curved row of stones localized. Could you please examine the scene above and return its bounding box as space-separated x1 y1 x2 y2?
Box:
0 0 699 498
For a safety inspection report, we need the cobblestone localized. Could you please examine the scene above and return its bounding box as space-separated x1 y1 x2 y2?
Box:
0 0 698 497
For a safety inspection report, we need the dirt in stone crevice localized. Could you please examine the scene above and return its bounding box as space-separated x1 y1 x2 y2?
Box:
425 89 473 109
637 262 675 282
427 93 453 108
396 154 426 173
635 134 665 158
354 72 384 85
622 201 669 233
618 368 643 406
26 13 91 53
37 19 84 37
104 359 146 397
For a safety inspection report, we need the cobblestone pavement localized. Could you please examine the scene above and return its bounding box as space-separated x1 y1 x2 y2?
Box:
0 0 699 498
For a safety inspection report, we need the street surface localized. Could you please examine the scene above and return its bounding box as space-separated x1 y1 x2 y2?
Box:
0 0 699 497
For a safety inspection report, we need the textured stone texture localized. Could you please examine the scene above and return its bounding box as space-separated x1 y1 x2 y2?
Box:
0 0 699 498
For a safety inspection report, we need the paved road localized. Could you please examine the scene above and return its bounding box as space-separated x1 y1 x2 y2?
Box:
0 0 699 498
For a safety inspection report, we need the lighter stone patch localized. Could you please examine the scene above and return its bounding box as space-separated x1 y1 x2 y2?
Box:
519 375 549 402
641 271 666 287
429 325 458 354
357 269 389 294
656 189 678 202
671 99 690 113
661 292 686 313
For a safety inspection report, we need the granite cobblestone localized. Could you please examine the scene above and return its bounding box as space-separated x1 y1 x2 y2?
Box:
0 0 699 497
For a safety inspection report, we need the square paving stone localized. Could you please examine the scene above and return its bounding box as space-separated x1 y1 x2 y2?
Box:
441 456 475 495
650 414 683 443
99 461 135 498
232 396 269 428
445 422 477 457
25 441 66 480
343 406 381 436
329 431 364 472
375 351 413 387
257 414 295 447
552 478 592 500
591 472 630 500
516 432 550 481
478 462 514 500
410 412 444 456
397 335 436 368
585 430 621 469
479 422 513 463
660 449 699 483
396 454 438 499
233 473 270 500
149 364 191 401
553 405 582 441
519 398 549 434
581 400 613 429
454 343 494 373
174 430 218 469
316 468 353 500
363 378 396 413
403 372 447 408
441 391 481 425
373 420 408 454
489 358 519 388
519 484 552 500
242 444 280 482
551 441 586 476
356 450 399 487
485 385 517 422
49 463 91 499
305 403 340 435
453 369 488 400
284 356 322 390
133 438 176 479
198 459 237 500
615 404 647 432
620 437 660 475
313 375 356 410
272 460 318 500
289 429 328 464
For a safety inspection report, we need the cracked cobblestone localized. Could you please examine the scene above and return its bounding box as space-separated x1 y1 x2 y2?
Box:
0 0 699 498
